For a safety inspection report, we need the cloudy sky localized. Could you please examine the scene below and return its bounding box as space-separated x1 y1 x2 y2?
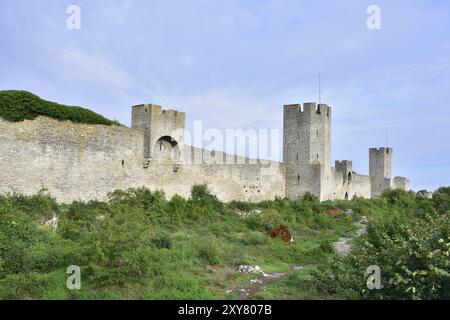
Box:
1 0 449 191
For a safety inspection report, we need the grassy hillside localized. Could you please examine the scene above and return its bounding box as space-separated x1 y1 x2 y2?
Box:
0 186 448 300
0 90 121 126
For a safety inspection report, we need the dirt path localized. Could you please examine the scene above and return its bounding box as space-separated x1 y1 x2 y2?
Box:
231 217 369 299
234 265 303 300
334 216 368 256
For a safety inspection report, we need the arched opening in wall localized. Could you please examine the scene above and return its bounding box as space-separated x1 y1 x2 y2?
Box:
345 192 349 201
153 136 180 164
347 172 352 184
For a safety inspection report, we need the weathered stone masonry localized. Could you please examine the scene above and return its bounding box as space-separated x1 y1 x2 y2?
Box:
0 102 410 203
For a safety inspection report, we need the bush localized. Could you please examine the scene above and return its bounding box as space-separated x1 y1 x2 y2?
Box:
149 232 173 249
433 187 450 214
196 243 222 265
0 273 49 300
381 189 416 208
8 192 59 220
313 206 450 300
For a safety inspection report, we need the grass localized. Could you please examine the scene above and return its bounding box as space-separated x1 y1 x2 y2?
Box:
0 186 448 300
0 90 122 126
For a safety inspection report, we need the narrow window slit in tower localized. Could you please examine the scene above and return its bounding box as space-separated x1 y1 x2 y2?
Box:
121 160 125 166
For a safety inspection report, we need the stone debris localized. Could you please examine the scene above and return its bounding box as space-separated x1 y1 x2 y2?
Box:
335 237 352 256
43 215 59 230
237 265 263 273
235 209 263 217
250 279 263 285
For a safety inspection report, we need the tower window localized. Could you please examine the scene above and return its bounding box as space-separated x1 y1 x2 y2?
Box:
316 130 319 137
298 174 300 180
121 160 125 166
296 154 299 161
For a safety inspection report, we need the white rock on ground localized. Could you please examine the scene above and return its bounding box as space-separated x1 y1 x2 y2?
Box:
237 265 263 273
43 215 59 230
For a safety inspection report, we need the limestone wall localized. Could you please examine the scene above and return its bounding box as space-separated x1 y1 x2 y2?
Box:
331 169 371 200
0 117 285 203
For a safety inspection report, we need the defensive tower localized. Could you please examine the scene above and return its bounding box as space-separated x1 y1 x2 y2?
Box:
131 104 185 165
283 102 332 201
369 147 393 197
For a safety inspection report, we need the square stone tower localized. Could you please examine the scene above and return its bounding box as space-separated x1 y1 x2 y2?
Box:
283 102 332 201
369 147 393 197
131 104 185 164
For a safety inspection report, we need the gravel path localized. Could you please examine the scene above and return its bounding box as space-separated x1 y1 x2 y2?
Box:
334 217 368 256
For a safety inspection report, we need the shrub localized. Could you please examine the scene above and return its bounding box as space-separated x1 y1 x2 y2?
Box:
433 187 450 214
269 225 292 243
8 192 59 220
196 243 222 265
149 232 173 249
242 231 268 246
381 189 416 208
0 272 49 299
166 195 189 222
303 192 320 203
313 207 450 300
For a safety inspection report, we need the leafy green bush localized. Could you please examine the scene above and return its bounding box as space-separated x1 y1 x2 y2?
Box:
433 187 450 214
8 192 59 220
0 272 49 300
313 200 450 300
0 90 121 126
381 189 416 208
196 242 222 266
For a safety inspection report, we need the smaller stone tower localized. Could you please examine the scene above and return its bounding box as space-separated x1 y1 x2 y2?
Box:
335 160 353 183
369 147 393 197
132 104 185 165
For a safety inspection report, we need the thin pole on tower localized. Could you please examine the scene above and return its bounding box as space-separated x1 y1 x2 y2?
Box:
318 73 321 105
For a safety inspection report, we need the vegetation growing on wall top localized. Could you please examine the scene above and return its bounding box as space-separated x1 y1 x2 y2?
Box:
0 90 122 126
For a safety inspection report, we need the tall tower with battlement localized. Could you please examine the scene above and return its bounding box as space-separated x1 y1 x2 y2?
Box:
369 147 393 197
132 104 185 164
283 102 332 201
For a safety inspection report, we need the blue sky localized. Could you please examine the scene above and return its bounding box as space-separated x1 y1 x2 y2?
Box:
1 0 449 191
